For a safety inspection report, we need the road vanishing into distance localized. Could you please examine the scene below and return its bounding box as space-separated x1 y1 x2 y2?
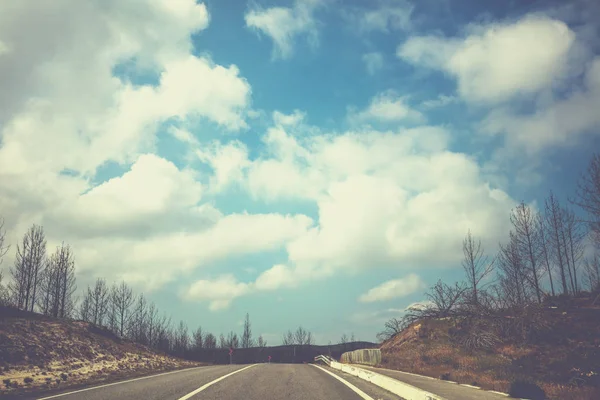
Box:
19 363 512 400
30 364 401 400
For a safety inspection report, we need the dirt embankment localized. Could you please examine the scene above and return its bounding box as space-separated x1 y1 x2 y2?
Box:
378 296 600 400
0 307 200 397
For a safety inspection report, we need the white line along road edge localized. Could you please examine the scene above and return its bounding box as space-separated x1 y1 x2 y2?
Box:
311 364 375 400
178 364 257 400
38 366 208 400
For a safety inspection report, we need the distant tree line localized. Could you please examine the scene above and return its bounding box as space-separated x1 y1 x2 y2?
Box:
378 152 600 345
0 222 280 358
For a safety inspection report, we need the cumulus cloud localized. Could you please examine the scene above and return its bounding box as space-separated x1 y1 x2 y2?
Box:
398 16 576 103
183 119 516 309
345 0 413 33
245 0 323 60
0 0 312 293
362 52 384 75
350 91 425 124
183 274 252 311
359 274 426 303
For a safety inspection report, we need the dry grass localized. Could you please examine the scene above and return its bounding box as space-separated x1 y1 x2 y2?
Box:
378 301 600 400
0 312 202 397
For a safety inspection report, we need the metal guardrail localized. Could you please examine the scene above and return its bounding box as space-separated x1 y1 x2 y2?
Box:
313 355 334 366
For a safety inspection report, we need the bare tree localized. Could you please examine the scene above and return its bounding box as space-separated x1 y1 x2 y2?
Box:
10 224 46 311
376 318 403 342
109 281 134 337
146 302 159 347
241 313 253 348
78 290 92 322
204 332 217 349
257 335 267 347
573 153 600 246
294 326 308 345
498 232 530 306
0 218 8 306
511 203 543 303
130 293 148 344
174 321 189 355
154 314 173 353
563 207 585 293
226 331 239 348
219 333 227 348
536 214 555 296
462 230 494 305
89 278 110 326
282 329 295 345
192 326 203 350
545 193 570 294
583 253 600 292
39 243 76 318
339 334 349 344
425 279 467 317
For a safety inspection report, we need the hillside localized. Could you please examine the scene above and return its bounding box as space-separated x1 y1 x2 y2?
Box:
378 294 600 400
0 307 200 397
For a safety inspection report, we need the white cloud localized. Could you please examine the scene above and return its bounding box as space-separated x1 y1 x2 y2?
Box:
169 127 199 145
273 110 306 127
347 1 413 33
421 94 458 109
398 15 576 103
183 274 251 311
359 274 426 303
362 52 384 75
196 140 251 193
481 56 600 152
350 91 425 124
245 0 322 60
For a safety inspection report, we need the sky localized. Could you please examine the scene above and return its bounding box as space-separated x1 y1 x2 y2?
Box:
1 0 600 344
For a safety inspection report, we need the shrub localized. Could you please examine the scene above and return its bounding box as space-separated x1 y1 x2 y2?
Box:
439 372 451 380
60 373 68 381
509 380 546 400
45 377 52 384
3 379 11 388
55 378 61 385
24 377 34 384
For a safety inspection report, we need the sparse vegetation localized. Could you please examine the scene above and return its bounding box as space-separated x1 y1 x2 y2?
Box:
377 152 600 400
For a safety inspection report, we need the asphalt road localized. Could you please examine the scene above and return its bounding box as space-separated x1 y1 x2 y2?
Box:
24 364 403 400
353 364 511 400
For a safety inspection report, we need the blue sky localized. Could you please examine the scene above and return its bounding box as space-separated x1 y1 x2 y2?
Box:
1 0 600 344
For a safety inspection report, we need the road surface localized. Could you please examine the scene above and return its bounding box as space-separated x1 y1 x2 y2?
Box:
352 364 511 400
22 364 402 400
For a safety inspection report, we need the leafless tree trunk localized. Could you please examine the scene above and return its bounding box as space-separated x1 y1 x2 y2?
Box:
425 279 467 316
339 334 349 344
9 224 47 311
226 331 239 348
257 335 267 347
0 218 9 306
294 326 309 345
204 332 217 349
376 318 404 342
282 330 295 345
146 302 159 347
564 208 585 293
130 293 148 344
545 193 570 294
219 333 227 348
109 281 134 337
573 153 600 246
536 214 555 296
583 253 600 291
498 232 529 306
174 321 189 356
39 243 76 318
192 326 203 350
89 278 110 326
462 229 494 306
241 313 253 348
78 291 92 322
511 202 543 303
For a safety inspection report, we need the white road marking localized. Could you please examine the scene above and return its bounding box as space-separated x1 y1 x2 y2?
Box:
311 364 375 400
37 366 208 399
177 364 257 400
